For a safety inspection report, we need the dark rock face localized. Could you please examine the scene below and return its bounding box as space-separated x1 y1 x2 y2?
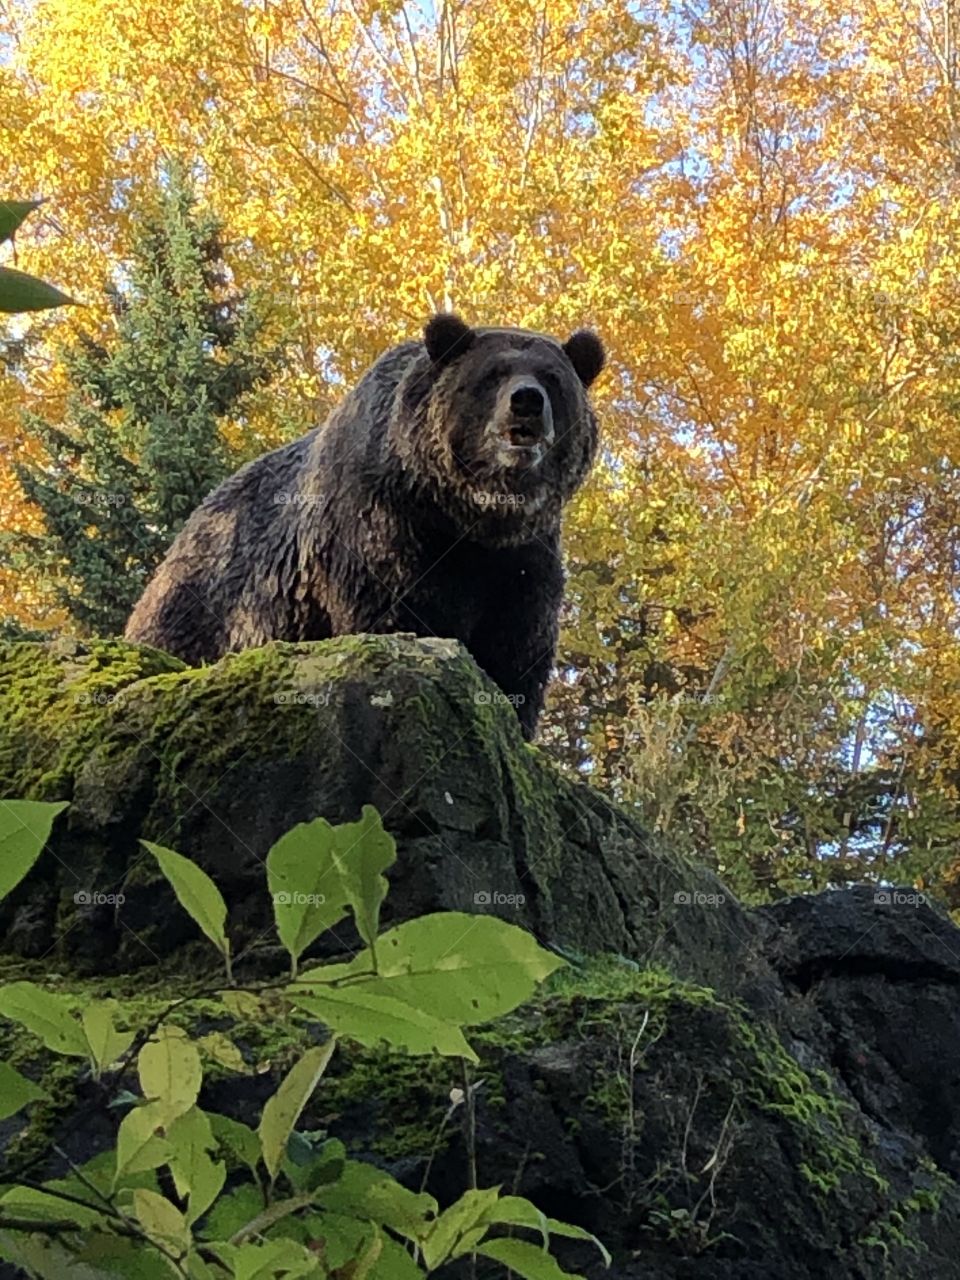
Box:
2 637 960 1278
449 898 960 1279
760 887 960 1187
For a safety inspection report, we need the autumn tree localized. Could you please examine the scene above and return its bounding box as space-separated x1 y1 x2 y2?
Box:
4 0 960 902
10 165 284 636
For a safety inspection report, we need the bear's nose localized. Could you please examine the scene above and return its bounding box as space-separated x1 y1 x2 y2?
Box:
510 384 546 419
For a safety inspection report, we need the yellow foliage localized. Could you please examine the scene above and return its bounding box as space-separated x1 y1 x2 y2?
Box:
5 0 960 891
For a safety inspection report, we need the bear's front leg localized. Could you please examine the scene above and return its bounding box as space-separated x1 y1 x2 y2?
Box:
511 633 557 741
470 549 564 742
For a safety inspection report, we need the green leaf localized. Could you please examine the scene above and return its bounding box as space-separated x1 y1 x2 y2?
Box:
208 1112 261 1180
266 817 351 972
283 1135 345 1193
115 1101 174 1184
76 1234 179 1278
47 1148 158 1200
421 1188 501 1268
468 1197 611 1267
226 1191 315 1245
0 265 74 312
186 1144 227 1227
82 999 135 1076
132 1187 191 1253
109 1089 141 1110
543 1217 612 1267
0 199 42 243
0 1235 128 1280
221 990 263 1019
141 841 231 974
0 1060 48 1119
266 805 395 972
297 912 565 1026
0 800 67 904
312 1160 437 1243
285 1128 338 1168
476 1237 587 1279
0 980 87 1056
138 1025 202 1117
196 1031 248 1073
257 1041 336 1181
479 1194 549 1246
331 805 395 951
185 1256 219 1280
0 1185 104 1230
207 1240 318 1280
292 1211 377 1271
368 1232 423 1279
198 1183 261 1241
287 984 478 1060
166 1106 226 1225
340 1228 383 1280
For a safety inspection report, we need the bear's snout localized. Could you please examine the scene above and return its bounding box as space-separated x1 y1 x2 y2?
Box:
493 376 555 466
510 383 546 420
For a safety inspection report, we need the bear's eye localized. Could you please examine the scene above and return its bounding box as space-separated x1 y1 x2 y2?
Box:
537 370 561 401
473 367 505 394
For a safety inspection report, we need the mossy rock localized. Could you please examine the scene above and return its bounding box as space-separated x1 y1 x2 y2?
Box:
2 638 960 1276
2 956 957 1279
0 635 747 979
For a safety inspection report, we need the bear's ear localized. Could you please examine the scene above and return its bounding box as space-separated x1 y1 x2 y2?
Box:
562 330 605 388
424 313 475 366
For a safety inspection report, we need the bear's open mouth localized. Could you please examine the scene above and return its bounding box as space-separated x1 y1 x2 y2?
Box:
495 435 545 473
506 425 543 447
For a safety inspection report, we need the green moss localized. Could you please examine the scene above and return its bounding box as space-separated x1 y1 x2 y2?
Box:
475 956 890 1202
83 963 316 1069
0 947 949 1274
322 1048 453 1162
0 942 893 1214
0 1049 85 1170
859 1158 953 1265
0 639 185 798
501 752 571 880
0 941 457 1175
0 634 533 831
472 957 939 1261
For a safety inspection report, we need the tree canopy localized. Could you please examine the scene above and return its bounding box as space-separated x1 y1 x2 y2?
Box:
3 0 960 900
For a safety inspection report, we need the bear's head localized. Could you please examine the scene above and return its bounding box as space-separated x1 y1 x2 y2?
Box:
395 313 604 544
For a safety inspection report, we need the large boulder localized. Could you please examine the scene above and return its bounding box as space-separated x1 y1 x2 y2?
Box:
1 636 959 1278
0 636 745 980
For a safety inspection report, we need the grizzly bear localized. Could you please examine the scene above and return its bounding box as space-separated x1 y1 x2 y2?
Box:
125 313 604 739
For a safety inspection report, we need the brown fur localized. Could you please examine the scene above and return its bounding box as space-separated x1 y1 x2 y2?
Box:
126 314 604 738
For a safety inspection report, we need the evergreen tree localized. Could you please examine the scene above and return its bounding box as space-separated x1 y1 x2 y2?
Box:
13 165 284 636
